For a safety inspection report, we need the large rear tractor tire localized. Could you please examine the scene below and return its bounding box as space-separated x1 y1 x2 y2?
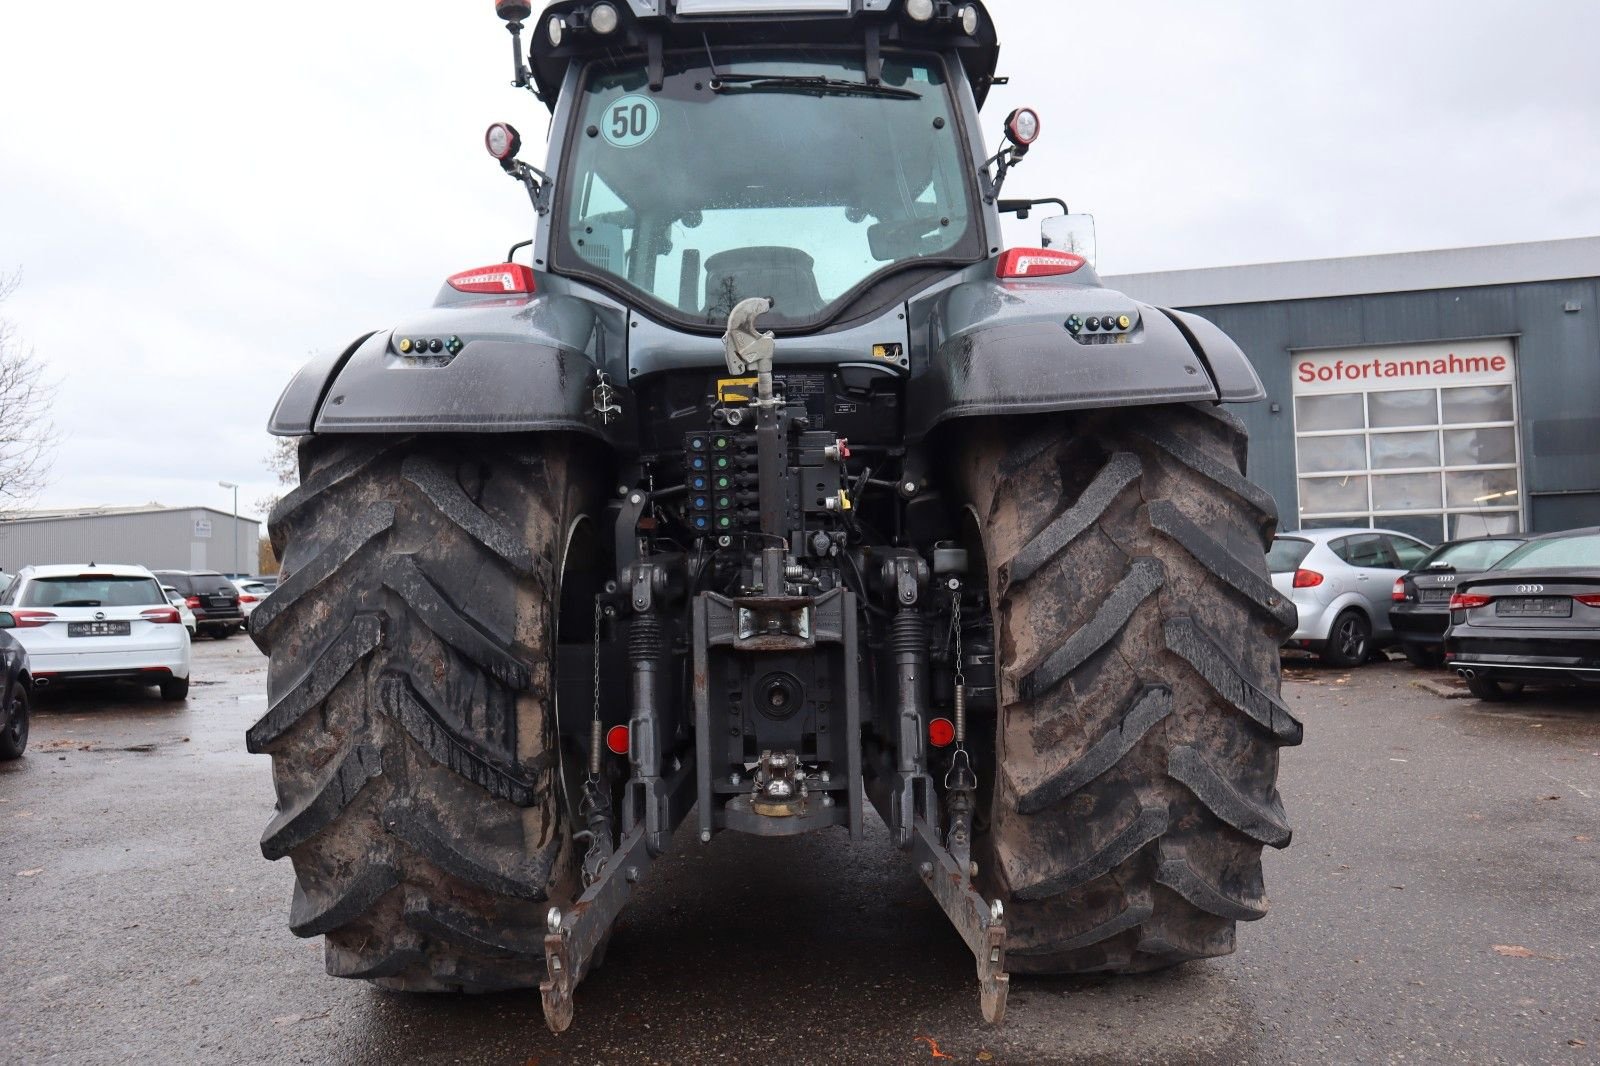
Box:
249 434 598 991
957 403 1302 975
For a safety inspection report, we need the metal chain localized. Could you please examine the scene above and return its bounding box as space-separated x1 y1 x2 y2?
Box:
588 597 603 779
952 584 967 752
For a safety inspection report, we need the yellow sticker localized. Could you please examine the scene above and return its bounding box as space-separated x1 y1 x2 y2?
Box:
717 377 759 403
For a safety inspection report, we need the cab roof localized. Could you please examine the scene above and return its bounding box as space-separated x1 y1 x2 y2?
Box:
525 0 1000 110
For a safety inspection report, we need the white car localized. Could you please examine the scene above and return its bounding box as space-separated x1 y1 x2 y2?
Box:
163 585 199 637
1 564 192 701
231 579 272 620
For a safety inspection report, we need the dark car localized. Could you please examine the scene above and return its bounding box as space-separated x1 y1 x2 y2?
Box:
0 614 33 760
1390 535 1528 667
1444 527 1600 701
152 570 244 639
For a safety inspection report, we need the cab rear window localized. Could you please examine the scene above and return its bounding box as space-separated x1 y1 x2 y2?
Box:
21 576 166 608
1266 538 1313 574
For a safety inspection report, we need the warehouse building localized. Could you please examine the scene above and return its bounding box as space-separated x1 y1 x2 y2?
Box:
0 505 262 575
1107 236 1600 541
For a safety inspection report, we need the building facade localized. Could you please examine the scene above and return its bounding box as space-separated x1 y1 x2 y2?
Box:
1108 237 1600 542
0 506 263 575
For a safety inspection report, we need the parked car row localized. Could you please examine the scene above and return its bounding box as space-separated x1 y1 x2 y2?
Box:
1271 525 1600 702
0 564 282 760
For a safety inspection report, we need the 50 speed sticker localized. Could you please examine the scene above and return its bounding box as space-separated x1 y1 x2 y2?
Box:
603 95 659 148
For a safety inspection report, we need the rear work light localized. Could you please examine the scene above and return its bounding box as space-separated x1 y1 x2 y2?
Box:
141 607 181 625
447 263 536 295
1449 593 1494 610
1392 579 1407 602
995 248 1086 279
1292 569 1324 589
1574 594 1600 607
10 610 57 628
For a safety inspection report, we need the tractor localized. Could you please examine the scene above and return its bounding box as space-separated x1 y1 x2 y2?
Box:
251 0 1301 1031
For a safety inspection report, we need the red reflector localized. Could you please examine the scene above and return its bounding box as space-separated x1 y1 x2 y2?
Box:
995 247 1086 279
1449 593 1494 610
928 717 956 748
605 725 630 756
447 263 536 295
1392 578 1407 602
11 610 58 628
1292 569 1324 589
1574 594 1600 607
141 607 181 625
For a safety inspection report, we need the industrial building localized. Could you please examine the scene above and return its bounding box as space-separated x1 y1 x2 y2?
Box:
0 505 262 576
1108 236 1600 541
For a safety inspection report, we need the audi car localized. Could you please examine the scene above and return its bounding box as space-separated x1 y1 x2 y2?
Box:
1269 528 1434 667
1444 527 1600 700
0 564 191 701
1390 535 1527 667
153 570 244 639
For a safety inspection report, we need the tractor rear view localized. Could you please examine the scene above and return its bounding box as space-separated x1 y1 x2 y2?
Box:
251 0 1300 1030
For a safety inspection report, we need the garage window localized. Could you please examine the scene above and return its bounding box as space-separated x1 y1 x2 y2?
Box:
1292 341 1522 543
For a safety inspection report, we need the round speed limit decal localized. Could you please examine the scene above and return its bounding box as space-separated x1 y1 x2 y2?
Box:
603 95 659 148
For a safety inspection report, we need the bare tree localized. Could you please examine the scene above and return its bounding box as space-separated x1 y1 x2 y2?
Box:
255 436 302 572
0 272 57 513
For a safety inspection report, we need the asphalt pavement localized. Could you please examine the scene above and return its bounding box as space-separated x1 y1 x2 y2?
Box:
2 640 1598 1065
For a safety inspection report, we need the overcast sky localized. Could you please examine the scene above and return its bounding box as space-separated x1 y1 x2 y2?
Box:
2 1 1597 520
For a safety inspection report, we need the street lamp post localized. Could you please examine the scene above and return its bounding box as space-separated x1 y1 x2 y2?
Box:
219 481 240 577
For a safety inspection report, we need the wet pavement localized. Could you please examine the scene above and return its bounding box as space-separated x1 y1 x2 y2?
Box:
3 641 1598 1065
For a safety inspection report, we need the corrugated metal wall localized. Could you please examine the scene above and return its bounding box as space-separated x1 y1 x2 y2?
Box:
1182 277 1600 534
0 511 263 574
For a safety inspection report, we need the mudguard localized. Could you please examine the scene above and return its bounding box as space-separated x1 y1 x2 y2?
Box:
906 275 1265 439
267 290 622 438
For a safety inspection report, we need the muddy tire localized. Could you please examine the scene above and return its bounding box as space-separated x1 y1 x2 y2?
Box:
249 434 598 992
957 403 1302 975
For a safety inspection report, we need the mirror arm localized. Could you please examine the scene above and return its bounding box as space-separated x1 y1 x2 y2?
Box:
997 197 1069 220
504 19 533 91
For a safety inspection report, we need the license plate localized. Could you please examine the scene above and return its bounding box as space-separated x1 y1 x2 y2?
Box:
68 621 131 637
1419 589 1452 603
1496 597 1572 618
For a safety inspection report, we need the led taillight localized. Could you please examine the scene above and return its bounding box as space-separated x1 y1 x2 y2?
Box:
928 717 956 748
1292 569 1324 589
1449 593 1494 610
995 247 1086 279
185 596 202 609
1392 579 1407 602
1574 594 1600 607
605 725 630 756
447 263 536 295
239 594 259 603
140 607 181 625
11 610 57 628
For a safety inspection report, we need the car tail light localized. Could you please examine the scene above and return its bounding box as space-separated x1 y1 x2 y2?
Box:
239 594 259 603
447 263 536 295
995 248 1086 279
1574 594 1600 607
10 610 57 628
185 596 201 609
1392 578 1407 602
1292 569 1324 589
928 717 956 748
141 607 181 625
1449 593 1493 610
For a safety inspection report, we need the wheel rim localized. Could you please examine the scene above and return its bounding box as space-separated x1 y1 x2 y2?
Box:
1338 618 1366 659
6 694 25 747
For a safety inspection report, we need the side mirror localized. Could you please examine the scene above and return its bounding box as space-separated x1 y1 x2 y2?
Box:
1041 213 1097 270
0 611 14 630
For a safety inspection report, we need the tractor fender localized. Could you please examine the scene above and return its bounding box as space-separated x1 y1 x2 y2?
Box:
267 292 624 439
906 276 1264 439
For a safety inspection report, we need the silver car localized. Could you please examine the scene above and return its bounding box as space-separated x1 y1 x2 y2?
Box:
1268 528 1434 666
